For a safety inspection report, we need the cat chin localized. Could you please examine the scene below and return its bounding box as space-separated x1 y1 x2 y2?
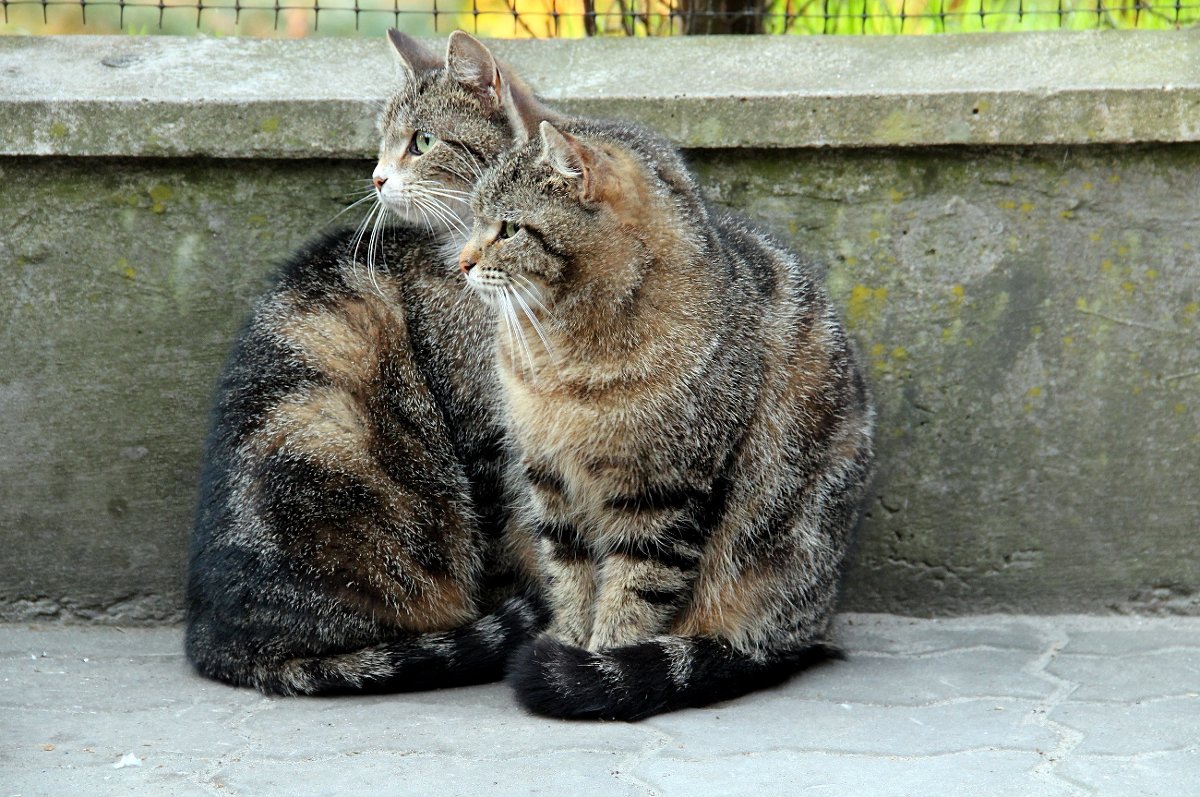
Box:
463 278 505 309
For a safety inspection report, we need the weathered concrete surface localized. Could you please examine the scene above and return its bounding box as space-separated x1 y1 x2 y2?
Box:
5 615 1199 796
1 144 1197 621
3 31 1200 156
691 144 1200 615
1 35 1198 620
0 157 358 623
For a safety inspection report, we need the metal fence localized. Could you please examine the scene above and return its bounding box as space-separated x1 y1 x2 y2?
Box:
2 0 1197 36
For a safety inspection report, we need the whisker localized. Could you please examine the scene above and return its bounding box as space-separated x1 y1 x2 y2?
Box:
503 286 537 378
421 190 471 220
445 146 484 182
512 274 554 317
499 290 518 375
410 180 473 211
413 197 460 235
439 165 477 186
416 193 471 237
423 190 472 207
350 202 380 285
509 282 556 366
413 182 472 201
330 193 378 224
367 206 387 297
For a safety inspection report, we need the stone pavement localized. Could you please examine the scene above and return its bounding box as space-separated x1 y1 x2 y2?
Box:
4 614 1198 796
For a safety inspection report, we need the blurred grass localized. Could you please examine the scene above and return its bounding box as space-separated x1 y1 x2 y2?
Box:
1 0 1196 36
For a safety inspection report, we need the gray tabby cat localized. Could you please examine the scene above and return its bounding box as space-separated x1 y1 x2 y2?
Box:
460 104 875 719
185 31 543 695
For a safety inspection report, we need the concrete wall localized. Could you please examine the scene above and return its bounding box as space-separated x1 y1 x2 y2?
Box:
2 32 1198 622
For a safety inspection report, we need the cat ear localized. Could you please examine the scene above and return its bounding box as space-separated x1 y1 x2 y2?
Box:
501 76 544 145
445 31 502 106
539 122 605 200
387 29 441 85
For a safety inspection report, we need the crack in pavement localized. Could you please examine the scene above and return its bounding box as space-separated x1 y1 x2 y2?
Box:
1023 622 1092 796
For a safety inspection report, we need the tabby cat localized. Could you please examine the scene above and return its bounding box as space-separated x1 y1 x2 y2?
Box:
460 108 875 719
185 31 545 695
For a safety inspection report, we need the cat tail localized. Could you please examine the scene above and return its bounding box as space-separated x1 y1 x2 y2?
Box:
507 634 840 721
260 594 548 696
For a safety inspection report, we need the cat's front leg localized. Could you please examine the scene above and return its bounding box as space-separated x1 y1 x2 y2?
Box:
519 460 597 648
586 490 708 650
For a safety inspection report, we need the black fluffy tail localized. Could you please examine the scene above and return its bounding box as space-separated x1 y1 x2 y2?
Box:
508 634 840 721
256 595 547 696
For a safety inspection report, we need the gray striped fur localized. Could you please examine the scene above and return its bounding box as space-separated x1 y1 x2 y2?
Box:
462 107 874 719
185 32 546 695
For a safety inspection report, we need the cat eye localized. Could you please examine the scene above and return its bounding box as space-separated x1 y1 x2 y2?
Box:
409 131 436 156
499 220 522 240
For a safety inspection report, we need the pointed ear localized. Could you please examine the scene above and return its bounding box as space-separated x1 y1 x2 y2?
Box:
387 29 441 84
501 76 545 145
445 31 502 106
539 122 607 200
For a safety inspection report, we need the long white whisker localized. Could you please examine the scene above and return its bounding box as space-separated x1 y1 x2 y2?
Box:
411 178 471 198
350 203 375 255
504 286 537 378
414 197 462 236
415 192 459 226
412 201 435 234
330 193 377 223
440 165 477 186
509 283 556 365
411 182 469 210
416 194 470 237
350 202 380 285
422 192 472 227
417 184 472 202
367 207 386 297
512 274 554 317
491 287 518 375
445 146 484 181
423 191 472 209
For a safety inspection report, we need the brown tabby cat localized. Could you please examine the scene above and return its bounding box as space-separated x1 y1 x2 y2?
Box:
460 106 875 719
185 31 544 695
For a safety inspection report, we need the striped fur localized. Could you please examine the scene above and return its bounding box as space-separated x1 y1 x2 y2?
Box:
510 635 842 721
186 32 546 695
462 112 875 719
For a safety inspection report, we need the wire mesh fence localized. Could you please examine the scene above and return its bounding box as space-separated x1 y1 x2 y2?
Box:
2 0 1197 36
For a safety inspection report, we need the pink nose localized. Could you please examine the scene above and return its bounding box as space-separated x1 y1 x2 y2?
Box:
459 256 476 274
373 176 387 191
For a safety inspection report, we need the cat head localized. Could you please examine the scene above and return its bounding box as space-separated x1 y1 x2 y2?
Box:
372 30 537 237
460 120 703 321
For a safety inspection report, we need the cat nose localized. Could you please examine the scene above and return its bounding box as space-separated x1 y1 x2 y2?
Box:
373 176 387 192
460 241 482 274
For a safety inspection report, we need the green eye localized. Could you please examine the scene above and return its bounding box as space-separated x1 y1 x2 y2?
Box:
410 131 436 156
500 220 521 239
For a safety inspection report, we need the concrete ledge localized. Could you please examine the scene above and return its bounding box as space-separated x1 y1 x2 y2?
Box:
2 30 1199 156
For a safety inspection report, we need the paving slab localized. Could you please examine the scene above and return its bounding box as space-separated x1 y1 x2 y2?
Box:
4 614 1199 797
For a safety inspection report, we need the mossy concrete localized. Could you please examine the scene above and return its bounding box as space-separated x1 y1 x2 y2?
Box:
1 157 360 622
3 31 1200 156
691 145 1200 615
1 35 1198 621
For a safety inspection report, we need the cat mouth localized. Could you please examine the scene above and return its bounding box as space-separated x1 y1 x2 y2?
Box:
463 268 510 306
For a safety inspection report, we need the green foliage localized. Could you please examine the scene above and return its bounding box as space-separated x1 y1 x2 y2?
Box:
1 0 1196 36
